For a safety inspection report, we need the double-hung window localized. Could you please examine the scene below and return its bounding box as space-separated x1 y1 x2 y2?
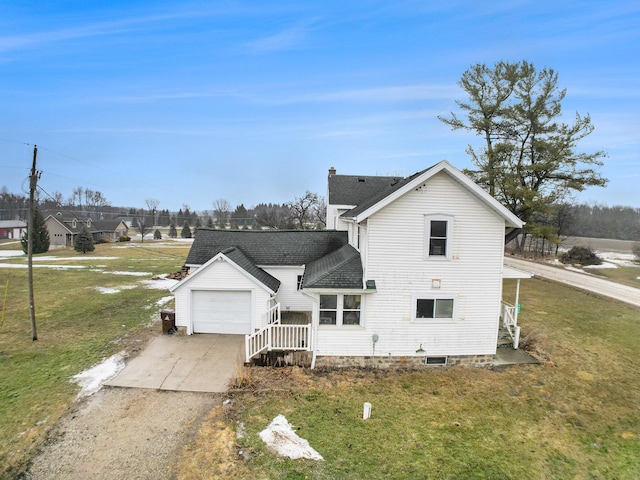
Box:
425 215 453 259
320 294 362 326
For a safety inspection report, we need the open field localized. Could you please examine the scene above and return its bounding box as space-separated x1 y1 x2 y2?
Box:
0 241 189 479
184 278 640 479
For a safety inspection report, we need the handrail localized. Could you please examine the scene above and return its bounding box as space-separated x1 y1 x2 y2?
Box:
500 301 520 349
245 322 311 363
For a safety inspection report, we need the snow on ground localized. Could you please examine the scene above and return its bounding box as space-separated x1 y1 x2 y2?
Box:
108 271 153 276
95 285 138 294
33 256 120 261
0 263 87 269
155 296 174 306
0 250 24 258
141 275 180 290
71 354 125 399
259 415 323 461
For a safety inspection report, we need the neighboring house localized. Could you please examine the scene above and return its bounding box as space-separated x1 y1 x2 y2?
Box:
44 214 128 247
171 160 531 368
0 220 27 239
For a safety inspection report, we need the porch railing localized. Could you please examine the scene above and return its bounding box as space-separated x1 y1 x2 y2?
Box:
245 322 312 363
501 301 521 349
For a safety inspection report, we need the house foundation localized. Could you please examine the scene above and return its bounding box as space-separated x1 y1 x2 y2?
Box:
314 354 494 368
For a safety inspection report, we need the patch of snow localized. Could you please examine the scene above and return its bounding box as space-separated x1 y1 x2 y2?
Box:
156 295 174 306
259 415 323 461
33 256 119 261
595 252 637 267
95 285 137 294
71 354 125 399
141 278 180 290
0 250 25 258
584 262 619 270
0 263 87 269
108 271 152 277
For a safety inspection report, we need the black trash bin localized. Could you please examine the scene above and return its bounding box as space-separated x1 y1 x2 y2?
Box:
161 309 175 334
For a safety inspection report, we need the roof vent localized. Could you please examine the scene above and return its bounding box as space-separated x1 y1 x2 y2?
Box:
358 177 365 182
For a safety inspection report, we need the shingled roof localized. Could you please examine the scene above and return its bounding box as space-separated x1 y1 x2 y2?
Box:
302 244 363 289
339 167 433 218
185 229 350 266
328 174 402 206
220 247 281 292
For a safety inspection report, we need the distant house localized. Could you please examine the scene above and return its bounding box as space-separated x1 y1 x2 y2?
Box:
0 220 27 240
44 213 128 247
171 161 531 368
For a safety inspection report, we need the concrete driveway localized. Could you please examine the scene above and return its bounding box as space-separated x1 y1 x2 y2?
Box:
105 333 244 392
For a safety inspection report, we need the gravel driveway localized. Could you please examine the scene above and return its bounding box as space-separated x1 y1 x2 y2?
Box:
21 387 219 480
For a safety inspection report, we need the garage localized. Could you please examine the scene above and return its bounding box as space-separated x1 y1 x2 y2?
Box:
192 290 252 334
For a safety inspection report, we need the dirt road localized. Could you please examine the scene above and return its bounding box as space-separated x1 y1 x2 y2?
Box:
505 257 640 308
21 387 219 480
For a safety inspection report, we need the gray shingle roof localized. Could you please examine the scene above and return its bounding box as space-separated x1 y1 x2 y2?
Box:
340 167 433 218
221 247 281 292
328 174 402 206
302 244 363 289
186 229 350 266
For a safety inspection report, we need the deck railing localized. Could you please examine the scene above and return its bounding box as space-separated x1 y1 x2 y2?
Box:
245 321 311 363
501 301 520 349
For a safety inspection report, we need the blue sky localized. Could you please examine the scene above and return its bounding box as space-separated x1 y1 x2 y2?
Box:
1 1 638 212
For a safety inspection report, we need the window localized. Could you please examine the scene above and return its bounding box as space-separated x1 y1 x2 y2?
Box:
425 215 453 259
342 295 361 325
320 294 362 327
415 298 455 320
319 295 337 325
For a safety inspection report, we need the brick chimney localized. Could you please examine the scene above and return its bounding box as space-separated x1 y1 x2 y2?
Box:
328 166 336 176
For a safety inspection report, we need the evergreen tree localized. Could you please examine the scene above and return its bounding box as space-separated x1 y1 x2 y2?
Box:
21 208 50 254
206 216 214 228
169 223 178 238
439 60 607 244
154 229 162 239
181 221 192 238
74 226 95 253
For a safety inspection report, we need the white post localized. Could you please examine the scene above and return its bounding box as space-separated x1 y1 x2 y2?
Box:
363 402 372 420
513 279 521 327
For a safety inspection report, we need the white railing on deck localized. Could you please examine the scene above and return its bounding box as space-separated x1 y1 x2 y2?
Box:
265 302 281 325
245 322 311 363
501 301 521 349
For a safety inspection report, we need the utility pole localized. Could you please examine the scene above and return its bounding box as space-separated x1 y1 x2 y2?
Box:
27 145 40 341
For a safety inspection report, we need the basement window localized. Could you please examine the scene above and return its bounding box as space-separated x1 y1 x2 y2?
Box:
425 356 448 366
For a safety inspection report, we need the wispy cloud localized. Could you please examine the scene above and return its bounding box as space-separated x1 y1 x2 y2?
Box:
243 19 319 54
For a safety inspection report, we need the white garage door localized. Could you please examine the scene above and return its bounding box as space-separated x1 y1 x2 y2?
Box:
192 290 251 334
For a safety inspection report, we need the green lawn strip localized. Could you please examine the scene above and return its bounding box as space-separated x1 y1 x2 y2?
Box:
233 278 640 479
586 265 640 288
0 242 184 479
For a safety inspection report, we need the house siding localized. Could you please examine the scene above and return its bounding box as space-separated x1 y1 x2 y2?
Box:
262 266 312 312
173 258 272 335
316 171 505 358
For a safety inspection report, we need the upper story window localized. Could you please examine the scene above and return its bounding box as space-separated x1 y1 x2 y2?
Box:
425 215 453 259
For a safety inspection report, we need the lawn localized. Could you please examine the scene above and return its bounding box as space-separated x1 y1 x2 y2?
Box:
0 240 188 479
586 265 640 288
180 277 640 480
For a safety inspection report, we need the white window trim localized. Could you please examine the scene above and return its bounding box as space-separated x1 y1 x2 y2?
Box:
411 293 458 323
319 293 364 328
424 214 454 260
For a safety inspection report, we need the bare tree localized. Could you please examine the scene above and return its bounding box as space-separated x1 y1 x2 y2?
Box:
287 191 319 229
146 198 160 227
213 198 231 228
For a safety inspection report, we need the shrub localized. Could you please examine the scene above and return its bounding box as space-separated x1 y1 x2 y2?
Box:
154 229 162 240
633 242 640 262
558 246 602 266
119 235 131 242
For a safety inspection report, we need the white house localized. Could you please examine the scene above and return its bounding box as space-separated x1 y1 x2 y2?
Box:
170 161 531 368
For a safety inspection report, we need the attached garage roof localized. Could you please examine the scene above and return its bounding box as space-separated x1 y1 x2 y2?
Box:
221 247 281 292
186 229 349 266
